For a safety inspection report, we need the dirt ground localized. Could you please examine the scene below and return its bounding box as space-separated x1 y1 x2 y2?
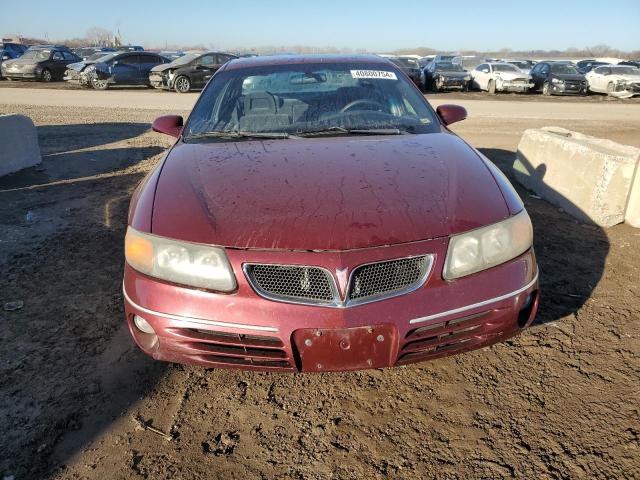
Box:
0 91 639 479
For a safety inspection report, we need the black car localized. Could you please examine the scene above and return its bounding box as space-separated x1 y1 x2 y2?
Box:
1 46 80 81
387 56 421 86
149 51 237 93
619 60 640 69
529 61 588 96
421 61 471 92
80 51 169 89
576 60 610 74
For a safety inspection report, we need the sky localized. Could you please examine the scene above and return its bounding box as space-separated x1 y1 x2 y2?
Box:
2 0 639 52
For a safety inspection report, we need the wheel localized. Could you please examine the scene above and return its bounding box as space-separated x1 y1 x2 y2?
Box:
431 79 439 92
487 79 496 94
542 82 551 96
41 68 52 82
606 82 615 96
174 76 191 93
91 77 109 90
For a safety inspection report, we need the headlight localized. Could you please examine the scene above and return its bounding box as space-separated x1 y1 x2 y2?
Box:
551 78 564 84
464 75 471 81
85 65 95 73
125 227 237 291
443 210 533 280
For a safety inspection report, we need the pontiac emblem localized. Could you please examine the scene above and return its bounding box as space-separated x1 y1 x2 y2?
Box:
335 267 349 297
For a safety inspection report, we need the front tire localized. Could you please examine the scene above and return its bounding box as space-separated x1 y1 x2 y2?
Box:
41 68 52 82
487 79 496 94
606 82 615 96
542 82 551 96
174 75 190 93
91 77 109 90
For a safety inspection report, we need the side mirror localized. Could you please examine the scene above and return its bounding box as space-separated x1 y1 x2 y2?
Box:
436 104 467 126
152 115 184 138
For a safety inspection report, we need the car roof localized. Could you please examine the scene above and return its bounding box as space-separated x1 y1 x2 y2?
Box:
224 54 391 71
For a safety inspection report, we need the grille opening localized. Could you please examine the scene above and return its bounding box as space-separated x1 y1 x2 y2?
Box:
191 354 292 369
166 328 284 348
348 256 430 302
245 264 335 303
406 311 490 340
184 342 288 359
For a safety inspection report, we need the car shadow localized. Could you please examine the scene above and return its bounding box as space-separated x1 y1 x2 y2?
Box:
0 122 165 191
479 148 609 326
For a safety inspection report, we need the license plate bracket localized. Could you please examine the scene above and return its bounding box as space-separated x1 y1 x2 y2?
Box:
292 324 396 372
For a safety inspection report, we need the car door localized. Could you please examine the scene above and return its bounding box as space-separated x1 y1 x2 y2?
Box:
50 50 68 78
587 67 603 91
191 54 216 88
111 54 140 84
138 54 164 83
529 63 546 90
473 64 489 90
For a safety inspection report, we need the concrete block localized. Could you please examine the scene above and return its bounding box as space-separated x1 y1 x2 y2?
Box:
514 127 640 228
0 114 41 176
625 163 640 227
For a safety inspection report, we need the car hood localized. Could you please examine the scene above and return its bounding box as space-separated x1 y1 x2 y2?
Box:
150 63 173 73
553 73 585 81
4 57 37 66
494 71 528 80
152 133 510 250
436 71 468 78
611 74 640 81
67 61 91 71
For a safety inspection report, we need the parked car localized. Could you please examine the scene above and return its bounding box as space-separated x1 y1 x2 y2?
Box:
149 51 237 93
529 61 588 95
0 42 28 59
64 51 122 86
1 46 80 81
123 54 539 372
503 60 536 75
118 45 144 52
585 65 640 97
471 62 533 94
72 46 116 61
576 59 610 74
432 54 456 63
421 61 471 92
157 50 185 61
388 56 421 86
81 51 169 89
619 60 640 68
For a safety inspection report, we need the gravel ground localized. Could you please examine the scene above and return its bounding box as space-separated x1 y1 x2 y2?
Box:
0 98 638 480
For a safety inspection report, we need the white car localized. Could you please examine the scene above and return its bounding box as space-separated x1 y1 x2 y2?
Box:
471 62 534 94
585 65 640 97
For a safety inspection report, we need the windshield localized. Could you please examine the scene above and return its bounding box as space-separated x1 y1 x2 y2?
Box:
550 64 579 74
434 62 463 72
392 57 419 69
19 50 50 61
508 61 530 69
184 62 439 139
610 66 639 75
492 64 519 72
168 52 201 66
87 52 116 62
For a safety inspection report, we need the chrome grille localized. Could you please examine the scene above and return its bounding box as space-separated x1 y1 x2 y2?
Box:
244 255 433 307
348 256 431 302
244 264 335 304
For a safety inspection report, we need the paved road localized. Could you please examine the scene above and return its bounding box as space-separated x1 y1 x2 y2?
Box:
2 87 640 121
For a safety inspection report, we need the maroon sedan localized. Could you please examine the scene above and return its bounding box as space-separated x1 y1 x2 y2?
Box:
124 55 539 372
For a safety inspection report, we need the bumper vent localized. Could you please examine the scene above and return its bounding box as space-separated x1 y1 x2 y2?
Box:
348 256 431 303
244 255 433 307
165 327 294 370
244 264 336 305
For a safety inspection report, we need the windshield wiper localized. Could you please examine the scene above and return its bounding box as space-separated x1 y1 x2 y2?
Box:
185 130 290 141
297 127 405 137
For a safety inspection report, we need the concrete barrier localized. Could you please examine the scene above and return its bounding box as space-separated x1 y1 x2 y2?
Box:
625 164 640 227
514 127 640 228
0 114 41 176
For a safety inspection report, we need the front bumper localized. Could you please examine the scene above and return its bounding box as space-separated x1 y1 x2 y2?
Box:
2 71 38 79
497 80 534 92
64 70 89 85
550 81 588 95
149 72 171 89
123 241 539 372
436 77 470 90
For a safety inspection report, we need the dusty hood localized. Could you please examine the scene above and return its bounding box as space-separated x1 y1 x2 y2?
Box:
495 71 529 81
436 71 468 78
152 133 510 250
150 63 173 73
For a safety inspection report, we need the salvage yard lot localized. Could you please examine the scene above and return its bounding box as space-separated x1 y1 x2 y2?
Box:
0 88 639 479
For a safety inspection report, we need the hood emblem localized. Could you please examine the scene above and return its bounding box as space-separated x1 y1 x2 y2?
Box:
335 267 349 298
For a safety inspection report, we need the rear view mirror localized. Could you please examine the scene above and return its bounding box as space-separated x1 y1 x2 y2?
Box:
436 104 467 126
152 115 184 138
